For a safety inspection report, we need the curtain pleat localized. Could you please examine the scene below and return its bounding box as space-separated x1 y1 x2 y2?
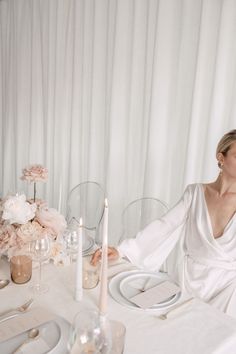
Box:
1 0 236 242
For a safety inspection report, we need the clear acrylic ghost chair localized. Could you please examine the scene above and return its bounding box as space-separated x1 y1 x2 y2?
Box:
66 181 105 247
120 197 169 242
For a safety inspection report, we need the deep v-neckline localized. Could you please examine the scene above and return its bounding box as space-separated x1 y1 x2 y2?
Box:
200 184 236 239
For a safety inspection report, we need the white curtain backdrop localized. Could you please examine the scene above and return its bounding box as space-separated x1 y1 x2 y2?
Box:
0 0 236 242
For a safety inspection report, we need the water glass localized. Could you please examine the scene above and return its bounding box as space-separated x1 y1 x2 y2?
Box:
30 235 51 294
63 228 78 263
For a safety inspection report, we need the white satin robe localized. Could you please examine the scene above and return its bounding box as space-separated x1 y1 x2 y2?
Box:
118 184 236 316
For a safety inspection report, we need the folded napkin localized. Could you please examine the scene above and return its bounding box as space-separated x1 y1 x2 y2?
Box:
130 280 181 309
0 307 55 343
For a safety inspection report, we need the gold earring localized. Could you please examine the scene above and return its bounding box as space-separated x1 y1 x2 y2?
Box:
219 162 223 176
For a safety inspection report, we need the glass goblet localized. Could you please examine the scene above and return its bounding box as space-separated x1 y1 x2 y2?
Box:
30 235 51 294
63 228 78 264
68 309 111 354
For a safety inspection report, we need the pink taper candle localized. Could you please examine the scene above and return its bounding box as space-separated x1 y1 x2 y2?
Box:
75 217 83 302
99 198 108 314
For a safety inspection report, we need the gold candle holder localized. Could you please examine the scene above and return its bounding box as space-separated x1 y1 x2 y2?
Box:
10 255 32 284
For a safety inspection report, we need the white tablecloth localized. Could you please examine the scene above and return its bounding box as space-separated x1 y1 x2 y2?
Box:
1 258 236 354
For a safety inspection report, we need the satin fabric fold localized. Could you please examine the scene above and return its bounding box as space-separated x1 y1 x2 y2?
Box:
118 184 236 316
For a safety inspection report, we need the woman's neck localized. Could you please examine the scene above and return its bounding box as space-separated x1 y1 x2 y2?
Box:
212 174 236 196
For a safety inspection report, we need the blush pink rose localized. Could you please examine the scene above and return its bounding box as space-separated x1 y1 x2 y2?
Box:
35 207 67 238
17 220 44 243
21 164 48 183
0 224 22 252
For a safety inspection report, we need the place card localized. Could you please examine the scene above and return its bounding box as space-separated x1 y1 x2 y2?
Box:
129 280 181 309
0 307 55 342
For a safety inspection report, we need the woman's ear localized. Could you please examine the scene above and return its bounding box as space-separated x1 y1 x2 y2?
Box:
216 152 224 167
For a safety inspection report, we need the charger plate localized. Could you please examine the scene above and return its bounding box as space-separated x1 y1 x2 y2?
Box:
109 270 181 311
0 315 70 354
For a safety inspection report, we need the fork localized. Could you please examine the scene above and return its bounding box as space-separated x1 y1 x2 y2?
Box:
0 298 34 324
157 297 194 320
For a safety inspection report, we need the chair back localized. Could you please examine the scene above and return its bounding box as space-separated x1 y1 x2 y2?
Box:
120 197 169 242
66 181 105 245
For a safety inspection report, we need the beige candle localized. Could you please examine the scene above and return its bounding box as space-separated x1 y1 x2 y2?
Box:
10 255 32 284
99 198 108 315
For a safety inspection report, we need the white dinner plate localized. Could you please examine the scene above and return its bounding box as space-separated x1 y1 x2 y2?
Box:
119 273 179 309
0 315 70 354
109 270 181 312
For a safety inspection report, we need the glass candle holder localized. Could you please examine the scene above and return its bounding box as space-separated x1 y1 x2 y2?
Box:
10 255 32 284
83 255 100 289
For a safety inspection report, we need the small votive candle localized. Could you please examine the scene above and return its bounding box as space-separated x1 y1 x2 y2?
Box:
10 255 32 284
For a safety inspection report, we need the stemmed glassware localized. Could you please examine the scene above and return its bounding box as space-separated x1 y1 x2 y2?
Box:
63 228 78 264
30 234 51 294
63 218 80 263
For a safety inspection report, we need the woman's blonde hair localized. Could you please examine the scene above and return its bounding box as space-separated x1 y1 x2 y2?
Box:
216 129 236 167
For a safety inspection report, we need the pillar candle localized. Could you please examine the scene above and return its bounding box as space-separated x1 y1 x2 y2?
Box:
75 217 83 302
99 199 108 314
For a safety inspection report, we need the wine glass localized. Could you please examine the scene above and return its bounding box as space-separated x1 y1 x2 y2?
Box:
63 228 78 264
67 308 112 354
30 235 51 294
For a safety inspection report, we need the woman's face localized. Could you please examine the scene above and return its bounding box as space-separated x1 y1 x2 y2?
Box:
218 142 236 178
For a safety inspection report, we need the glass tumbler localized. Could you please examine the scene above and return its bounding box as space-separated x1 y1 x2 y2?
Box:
82 255 100 289
10 254 32 284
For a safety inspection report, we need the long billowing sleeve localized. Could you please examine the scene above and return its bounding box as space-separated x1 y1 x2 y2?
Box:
117 185 193 271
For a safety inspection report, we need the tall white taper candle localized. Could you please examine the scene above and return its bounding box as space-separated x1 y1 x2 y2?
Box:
99 198 108 315
75 217 83 302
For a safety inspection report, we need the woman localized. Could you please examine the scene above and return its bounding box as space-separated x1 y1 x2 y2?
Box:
92 130 236 316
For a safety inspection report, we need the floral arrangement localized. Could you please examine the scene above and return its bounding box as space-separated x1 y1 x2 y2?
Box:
0 164 68 265
21 164 48 201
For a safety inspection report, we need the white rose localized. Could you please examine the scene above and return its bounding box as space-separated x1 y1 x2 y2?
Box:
2 194 36 224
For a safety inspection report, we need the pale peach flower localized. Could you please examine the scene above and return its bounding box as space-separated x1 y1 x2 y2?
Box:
17 220 44 243
50 241 70 266
50 242 63 258
35 207 67 238
0 224 23 252
21 164 48 183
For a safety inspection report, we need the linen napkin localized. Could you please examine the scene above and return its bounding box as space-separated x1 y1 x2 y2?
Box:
129 280 181 309
0 307 55 342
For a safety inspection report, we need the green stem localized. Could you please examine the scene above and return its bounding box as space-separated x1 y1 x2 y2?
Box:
33 182 36 202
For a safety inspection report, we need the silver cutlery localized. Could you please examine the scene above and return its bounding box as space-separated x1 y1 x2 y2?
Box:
130 277 152 293
0 279 10 289
12 328 39 353
158 297 194 320
0 298 34 324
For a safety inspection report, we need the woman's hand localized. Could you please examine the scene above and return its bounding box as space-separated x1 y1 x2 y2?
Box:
90 246 119 266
